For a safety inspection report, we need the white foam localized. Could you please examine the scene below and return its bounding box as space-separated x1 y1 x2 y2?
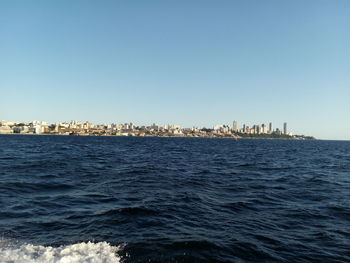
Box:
0 241 121 263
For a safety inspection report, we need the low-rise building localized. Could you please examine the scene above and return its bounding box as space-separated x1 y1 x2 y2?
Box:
0 126 13 134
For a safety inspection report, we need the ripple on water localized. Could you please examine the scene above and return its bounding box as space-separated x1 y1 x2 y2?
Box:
1 136 350 262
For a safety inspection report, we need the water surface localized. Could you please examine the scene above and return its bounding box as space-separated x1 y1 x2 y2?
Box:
0 135 349 262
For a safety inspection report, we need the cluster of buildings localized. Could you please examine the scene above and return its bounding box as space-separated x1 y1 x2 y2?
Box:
0 120 207 137
0 120 49 135
0 119 306 139
230 121 290 136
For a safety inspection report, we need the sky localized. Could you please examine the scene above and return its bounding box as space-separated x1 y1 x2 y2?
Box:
1 1 349 140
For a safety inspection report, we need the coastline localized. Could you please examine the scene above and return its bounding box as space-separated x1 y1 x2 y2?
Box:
0 133 315 140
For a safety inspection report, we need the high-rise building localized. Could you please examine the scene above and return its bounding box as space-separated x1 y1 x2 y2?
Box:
283 122 287 134
269 122 272 133
256 125 261 134
233 120 238 132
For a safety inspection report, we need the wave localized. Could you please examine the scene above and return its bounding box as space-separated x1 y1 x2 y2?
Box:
98 206 159 216
0 241 122 263
0 182 73 193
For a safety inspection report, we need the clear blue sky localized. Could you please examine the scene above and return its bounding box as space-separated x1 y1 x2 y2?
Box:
1 1 349 140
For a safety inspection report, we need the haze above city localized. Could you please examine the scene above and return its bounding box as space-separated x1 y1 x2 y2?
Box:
1 1 349 140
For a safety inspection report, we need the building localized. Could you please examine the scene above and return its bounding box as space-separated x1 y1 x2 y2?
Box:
256 125 261 134
0 126 13 134
232 120 238 132
269 122 272 133
283 122 287 135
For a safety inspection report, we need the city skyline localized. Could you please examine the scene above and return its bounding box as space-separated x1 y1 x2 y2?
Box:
1 1 349 140
2 118 313 140
0 118 291 133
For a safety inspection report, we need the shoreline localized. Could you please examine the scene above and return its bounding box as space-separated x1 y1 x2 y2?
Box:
0 133 315 140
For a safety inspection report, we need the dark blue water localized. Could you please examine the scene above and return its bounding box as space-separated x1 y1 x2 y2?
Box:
0 135 350 262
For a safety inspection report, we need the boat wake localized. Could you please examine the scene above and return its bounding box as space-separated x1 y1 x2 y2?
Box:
0 240 122 263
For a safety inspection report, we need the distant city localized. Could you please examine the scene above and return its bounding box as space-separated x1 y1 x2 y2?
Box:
0 120 315 139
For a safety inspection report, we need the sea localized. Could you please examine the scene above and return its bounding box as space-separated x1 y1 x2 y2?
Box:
0 135 349 263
